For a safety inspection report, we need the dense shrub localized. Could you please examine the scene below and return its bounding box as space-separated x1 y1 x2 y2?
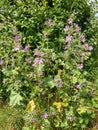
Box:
0 0 98 129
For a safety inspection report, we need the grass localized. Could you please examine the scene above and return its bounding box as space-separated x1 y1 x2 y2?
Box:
0 100 23 130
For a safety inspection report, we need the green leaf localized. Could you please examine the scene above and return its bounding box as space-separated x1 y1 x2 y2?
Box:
54 119 60 127
78 107 87 115
45 76 56 88
9 91 23 106
72 77 77 84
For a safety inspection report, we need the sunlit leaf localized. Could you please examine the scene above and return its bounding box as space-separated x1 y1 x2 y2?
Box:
78 107 87 114
9 91 23 106
25 100 35 112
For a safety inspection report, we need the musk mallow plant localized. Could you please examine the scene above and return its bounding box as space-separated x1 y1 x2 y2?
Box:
0 15 97 129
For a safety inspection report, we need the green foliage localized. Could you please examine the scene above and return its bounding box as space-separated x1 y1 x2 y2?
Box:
9 91 23 106
0 0 98 129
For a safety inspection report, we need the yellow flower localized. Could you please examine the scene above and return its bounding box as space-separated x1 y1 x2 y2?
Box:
53 102 62 112
25 100 35 112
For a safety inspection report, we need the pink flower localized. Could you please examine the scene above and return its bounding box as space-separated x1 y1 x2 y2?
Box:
81 35 86 42
0 60 3 65
13 44 20 51
65 35 72 42
76 84 81 89
34 49 44 57
87 46 93 51
54 77 59 82
80 57 83 62
58 82 63 88
42 113 48 119
15 35 21 41
85 43 93 51
34 49 40 56
67 115 72 120
32 58 43 66
64 25 69 31
42 91 45 95
24 45 29 52
26 58 32 64
74 50 79 55
44 19 52 26
40 52 45 57
68 18 73 24
81 51 86 56
11 63 14 67
78 64 83 69
43 32 47 38
74 24 81 31
47 19 52 26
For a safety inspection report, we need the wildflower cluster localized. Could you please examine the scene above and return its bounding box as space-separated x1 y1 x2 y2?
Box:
0 11 96 130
